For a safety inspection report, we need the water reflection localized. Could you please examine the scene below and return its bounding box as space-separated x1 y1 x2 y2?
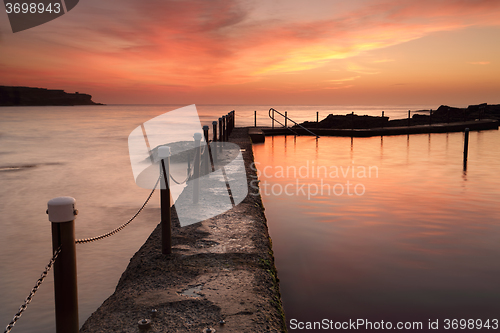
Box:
253 131 500 332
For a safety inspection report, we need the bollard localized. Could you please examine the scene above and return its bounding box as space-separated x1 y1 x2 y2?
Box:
202 125 210 175
47 197 79 333
212 121 218 167
225 115 229 141
203 125 209 144
254 110 257 127
408 110 411 126
218 117 223 142
159 146 171 255
222 116 226 142
193 133 202 204
212 121 217 142
228 111 234 135
218 117 223 154
463 128 469 170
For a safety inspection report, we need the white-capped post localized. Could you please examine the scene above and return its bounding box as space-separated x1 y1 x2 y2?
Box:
47 197 79 333
158 146 171 255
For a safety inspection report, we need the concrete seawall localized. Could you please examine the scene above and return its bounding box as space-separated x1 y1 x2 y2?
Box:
80 128 286 333
260 119 499 137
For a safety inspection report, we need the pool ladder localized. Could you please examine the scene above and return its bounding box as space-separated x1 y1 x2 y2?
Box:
268 108 320 138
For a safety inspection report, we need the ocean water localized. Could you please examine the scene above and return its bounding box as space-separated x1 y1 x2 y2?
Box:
253 131 500 332
0 104 437 333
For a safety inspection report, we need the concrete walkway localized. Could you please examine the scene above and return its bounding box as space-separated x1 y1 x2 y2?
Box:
80 128 286 333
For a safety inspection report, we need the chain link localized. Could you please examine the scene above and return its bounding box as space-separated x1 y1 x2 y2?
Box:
75 175 160 244
4 246 62 333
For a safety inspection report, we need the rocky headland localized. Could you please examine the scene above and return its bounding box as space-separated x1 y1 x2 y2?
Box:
0 86 103 106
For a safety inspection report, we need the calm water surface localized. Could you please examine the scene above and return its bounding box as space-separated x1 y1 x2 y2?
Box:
253 132 500 332
0 103 446 332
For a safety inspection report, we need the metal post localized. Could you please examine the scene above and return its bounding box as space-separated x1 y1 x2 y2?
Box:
272 109 275 129
284 111 287 128
218 117 223 142
228 112 232 135
351 111 354 130
212 121 217 142
212 121 218 166
382 111 385 128
429 109 433 125
202 125 210 175
254 110 257 127
230 111 235 134
222 115 226 141
193 133 202 204
222 116 226 142
408 110 411 126
316 111 319 128
47 197 79 333
463 128 470 170
158 146 171 255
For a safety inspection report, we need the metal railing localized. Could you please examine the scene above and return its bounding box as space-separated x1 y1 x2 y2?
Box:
269 108 320 138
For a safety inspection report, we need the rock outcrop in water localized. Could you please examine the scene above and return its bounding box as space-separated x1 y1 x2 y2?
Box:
299 103 500 129
0 86 103 106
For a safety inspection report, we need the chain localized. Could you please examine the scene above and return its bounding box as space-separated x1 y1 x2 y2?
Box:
75 175 160 244
170 173 189 185
4 246 62 333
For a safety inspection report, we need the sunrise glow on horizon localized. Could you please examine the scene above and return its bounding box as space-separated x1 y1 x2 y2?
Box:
1 0 499 105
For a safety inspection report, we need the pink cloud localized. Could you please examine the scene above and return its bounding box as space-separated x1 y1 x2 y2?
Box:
2 0 500 93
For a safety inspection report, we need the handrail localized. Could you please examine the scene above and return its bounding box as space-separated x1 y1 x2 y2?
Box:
269 108 320 138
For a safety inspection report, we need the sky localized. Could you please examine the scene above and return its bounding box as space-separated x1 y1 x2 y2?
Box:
1 0 500 105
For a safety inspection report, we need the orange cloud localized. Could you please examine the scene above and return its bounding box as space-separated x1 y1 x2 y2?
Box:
468 61 490 65
1 0 500 98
